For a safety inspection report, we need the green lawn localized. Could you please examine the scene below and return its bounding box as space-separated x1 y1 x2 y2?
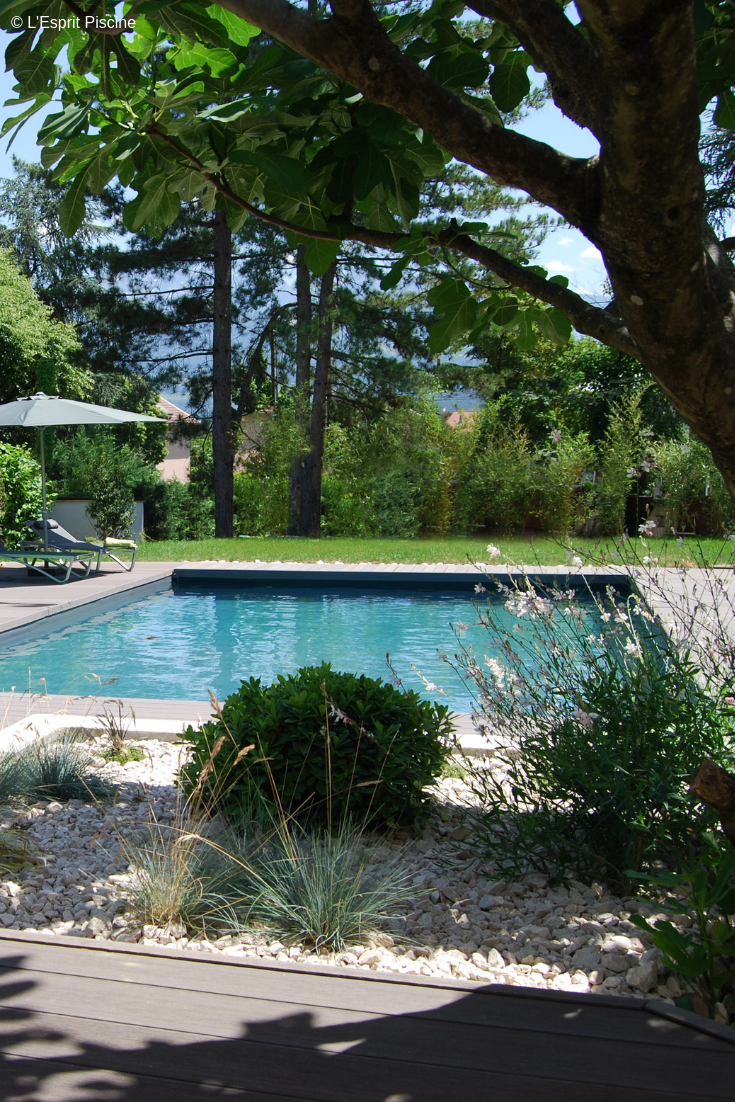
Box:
138 534 735 567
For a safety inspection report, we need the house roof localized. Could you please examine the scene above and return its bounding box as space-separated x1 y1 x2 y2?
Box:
158 397 198 424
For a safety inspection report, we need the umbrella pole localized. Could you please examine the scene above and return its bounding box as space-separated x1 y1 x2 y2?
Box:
39 427 48 551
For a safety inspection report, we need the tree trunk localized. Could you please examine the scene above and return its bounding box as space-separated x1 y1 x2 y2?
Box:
299 259 337 538
212 208 233 539
691 759 735 847
287 244 313 535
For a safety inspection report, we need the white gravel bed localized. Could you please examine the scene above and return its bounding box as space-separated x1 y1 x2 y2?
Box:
0 736 682 1002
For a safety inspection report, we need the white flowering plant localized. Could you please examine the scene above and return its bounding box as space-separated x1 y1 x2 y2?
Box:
448 567 735 891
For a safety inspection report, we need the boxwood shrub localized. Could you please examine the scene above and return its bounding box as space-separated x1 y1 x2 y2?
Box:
180 663 453 828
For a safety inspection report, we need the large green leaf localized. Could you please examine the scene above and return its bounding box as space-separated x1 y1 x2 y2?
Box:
715 90 735 129
126 174 182 234
14 45 54 95
58 166 89 237
304 236 341 277
427 46 489 91
490 53 531 113
427 278 478 352
537 306 573 345
38 102 90 143
206 5 259 46
230 148 307 194
197 99 252 123
175 41 238 78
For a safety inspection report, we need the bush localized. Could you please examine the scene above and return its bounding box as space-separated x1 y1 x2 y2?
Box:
594 392 645 535
0 442 45 547
455 416 536 532
651 434 734 536
181 663 453 828
455 579 734 890
140 475 214 541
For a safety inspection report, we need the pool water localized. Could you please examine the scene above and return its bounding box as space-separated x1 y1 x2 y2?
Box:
0 583 601 710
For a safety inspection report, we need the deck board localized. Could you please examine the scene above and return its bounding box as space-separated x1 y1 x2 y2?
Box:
0 933 732 1101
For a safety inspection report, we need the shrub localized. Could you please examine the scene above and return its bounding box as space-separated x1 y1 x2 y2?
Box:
87 451 135 539
594 391 645 535
141 475 214 541
455 578 734 890
181 663 452 828
651 434 734 536
632 834 735 1022
534 432 595 533
0 442 45 547
454 415 536 532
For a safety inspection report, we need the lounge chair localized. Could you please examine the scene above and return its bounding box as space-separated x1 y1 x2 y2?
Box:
26 519 138 572
0 540 95 583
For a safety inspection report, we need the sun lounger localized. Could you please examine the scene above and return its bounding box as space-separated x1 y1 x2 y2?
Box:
26 519 138 572
0 541 95 583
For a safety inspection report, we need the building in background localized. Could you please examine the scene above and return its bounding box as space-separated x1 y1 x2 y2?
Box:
156 398 198 483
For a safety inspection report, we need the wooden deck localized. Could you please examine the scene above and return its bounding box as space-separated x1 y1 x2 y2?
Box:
0 932 731 1101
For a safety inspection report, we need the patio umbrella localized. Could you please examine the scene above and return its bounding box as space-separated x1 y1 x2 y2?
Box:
0 392 166 549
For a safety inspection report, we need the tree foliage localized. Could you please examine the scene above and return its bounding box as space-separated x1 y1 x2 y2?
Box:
0 248 88 404
4 2 735 499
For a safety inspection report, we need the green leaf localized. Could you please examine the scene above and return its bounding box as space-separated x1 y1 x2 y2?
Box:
304 236 341 277
14 46 54 95
491 299 520 328
207 5 260 46
537 306 573 345
175 41 238 78
714 90 735 130
197 99 252 123
490 53 531 113
381 254 410 291
355 142 392 200
427 278 478 352
58 167 89 237
403 138 446 176
514 310 538 351
126 174 182 235
427 46 489 91
112 40 141 86
38 103 90 144
230 149 307 194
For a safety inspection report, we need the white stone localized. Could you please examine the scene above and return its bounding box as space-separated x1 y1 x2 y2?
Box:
626 960 658 993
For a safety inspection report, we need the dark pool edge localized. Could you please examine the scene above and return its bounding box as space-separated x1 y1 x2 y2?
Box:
0 562 634 650
170 563 633 592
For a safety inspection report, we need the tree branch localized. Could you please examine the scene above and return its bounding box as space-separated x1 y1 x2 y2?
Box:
438 225 639 357
145 125 634 355
467 0 602 134
215 0 600 229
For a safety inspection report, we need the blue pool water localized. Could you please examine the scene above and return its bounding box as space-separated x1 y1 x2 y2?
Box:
0 583 603 709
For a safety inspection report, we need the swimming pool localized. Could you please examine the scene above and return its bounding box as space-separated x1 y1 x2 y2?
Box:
0 579 604 709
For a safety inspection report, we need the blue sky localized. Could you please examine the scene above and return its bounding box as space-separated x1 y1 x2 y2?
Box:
0 28 607 302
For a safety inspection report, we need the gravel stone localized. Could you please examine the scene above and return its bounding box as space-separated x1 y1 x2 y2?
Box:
0 738 662 999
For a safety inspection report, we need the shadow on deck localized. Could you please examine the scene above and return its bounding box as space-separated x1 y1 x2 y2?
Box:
0 931 732 1101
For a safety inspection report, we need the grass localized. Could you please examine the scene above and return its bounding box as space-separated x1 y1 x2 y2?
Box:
138 534 735 567
126 815 418 949
0 731 111 803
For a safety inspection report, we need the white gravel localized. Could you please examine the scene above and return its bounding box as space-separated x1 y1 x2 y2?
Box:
0 736 684 1001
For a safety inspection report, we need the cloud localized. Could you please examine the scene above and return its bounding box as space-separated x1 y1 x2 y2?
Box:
558 236 574 246
580 245 602 260
546 259 575 273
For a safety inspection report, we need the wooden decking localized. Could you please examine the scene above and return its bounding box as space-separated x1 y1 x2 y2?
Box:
0 932 731 1101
